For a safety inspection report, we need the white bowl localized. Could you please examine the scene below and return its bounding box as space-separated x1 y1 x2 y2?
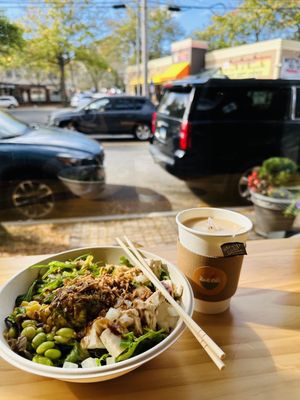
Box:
0 246 194 382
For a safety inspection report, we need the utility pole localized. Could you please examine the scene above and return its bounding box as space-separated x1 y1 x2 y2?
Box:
141 0 149 97
136 2 141 96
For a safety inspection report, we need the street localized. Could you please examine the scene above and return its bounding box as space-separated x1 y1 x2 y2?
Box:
3 107 245 223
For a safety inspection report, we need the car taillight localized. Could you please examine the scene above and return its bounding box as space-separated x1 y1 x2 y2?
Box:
151 111 157 134
179 121 191 150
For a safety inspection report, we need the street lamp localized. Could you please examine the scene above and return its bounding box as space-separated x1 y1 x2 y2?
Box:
112 4 126 9
168 6 181 12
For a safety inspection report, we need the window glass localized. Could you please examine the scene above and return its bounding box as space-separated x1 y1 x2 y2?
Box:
158 90 190 119
0 111 28 138
86 98 111 111
295 88 300 118
193 87 290 120
113 98 135 110
133 99 145 110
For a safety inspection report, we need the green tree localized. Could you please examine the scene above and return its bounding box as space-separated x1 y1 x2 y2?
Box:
0 16 23 59
22 0 103 104
194 0 300 50
108 5 184 63
76 46 109 92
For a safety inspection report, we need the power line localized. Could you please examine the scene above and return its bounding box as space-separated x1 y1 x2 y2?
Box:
1 0 299 11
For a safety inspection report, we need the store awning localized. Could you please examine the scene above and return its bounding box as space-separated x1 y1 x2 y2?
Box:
129 61 190 86
152 62 190 84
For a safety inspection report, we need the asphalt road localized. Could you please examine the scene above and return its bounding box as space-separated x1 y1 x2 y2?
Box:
3 107 245 223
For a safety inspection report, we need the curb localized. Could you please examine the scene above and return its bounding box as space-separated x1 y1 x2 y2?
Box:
1 207 253 227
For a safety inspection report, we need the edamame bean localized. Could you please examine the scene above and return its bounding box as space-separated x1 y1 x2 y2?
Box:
55 328 75 338
32 332 47 349
46 333 54 341
7 327 17 339
36 341 55 355
44 348 61 360
21 326 37 340
21 320 36 329
54 335 71 344
36 327 44 334
32 355 53 366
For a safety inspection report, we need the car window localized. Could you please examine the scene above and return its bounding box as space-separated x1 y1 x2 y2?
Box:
133 99 146 110
158 90 191 119
85 98 111 111
193 86 290 120
113 98 135 110
294 88 300 119
0 111 28 138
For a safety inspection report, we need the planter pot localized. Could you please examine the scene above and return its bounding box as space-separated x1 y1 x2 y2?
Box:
250 191 296 236
58 165 105 200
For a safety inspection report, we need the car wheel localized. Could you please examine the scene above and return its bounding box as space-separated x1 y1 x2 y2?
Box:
8 104 15 109
134 124 151 141
8 179 57 219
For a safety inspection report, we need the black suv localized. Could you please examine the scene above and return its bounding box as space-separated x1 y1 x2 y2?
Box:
150 78 300 178
50 95 156 141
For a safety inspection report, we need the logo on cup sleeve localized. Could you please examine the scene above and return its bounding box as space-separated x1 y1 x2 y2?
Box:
193 266 227 296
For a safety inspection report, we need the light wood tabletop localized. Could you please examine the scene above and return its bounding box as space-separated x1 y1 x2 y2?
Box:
0 238 300 400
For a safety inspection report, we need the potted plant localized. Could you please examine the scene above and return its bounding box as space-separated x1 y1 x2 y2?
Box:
242 157 300 236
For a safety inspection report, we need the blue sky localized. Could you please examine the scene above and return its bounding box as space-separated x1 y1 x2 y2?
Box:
2 0 237 36
2 0 243 39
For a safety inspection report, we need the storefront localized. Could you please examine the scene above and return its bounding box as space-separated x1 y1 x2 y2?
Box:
205 39 300 80
125 38 207 100
126 38 300 102
0 82 56 104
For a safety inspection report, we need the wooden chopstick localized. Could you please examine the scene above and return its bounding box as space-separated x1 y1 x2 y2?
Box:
116 236 226 370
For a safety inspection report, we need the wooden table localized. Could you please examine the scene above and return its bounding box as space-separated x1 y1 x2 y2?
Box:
0 238 300 399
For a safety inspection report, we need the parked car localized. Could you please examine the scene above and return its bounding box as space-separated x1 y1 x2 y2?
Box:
0 111 105 219
49 95 156 141
150 78 300 178
0 95 19 108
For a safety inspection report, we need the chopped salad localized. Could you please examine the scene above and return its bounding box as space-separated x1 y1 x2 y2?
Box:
4 254 182 368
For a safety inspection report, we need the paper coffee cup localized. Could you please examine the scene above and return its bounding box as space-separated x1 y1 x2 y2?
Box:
176 208 253 314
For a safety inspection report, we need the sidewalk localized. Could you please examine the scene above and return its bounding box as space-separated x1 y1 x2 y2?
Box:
69 207 259 248
2 206 298 257
70 213 181 248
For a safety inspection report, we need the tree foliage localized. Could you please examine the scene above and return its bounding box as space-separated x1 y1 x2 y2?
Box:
76 46 109 91
194 0 300 50
22 0 104 102
108 5 183 63
0 16 23 58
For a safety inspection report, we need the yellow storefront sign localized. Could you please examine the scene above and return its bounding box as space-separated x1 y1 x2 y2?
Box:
221 57 272 79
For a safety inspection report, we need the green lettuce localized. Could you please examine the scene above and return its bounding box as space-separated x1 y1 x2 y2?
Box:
116 329 167 362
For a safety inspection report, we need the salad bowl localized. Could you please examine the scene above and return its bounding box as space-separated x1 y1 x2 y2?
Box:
0 246 194 382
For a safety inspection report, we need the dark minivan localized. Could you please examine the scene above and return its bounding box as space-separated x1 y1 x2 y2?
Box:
150 78 300 178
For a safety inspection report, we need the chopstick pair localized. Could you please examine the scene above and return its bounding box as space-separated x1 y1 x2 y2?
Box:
116 236 226 370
